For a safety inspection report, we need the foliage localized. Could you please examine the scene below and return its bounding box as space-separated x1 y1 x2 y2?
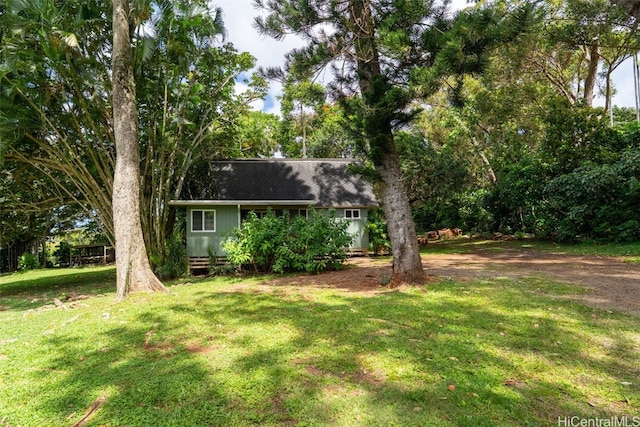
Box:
52 241 71 267
274 211 352 273
17 252 38 271
258 0 540 282
278 78 326 157
484 157 550 235
540 99 625 173
153 232 188 280
395 131 484 231
1 0 117 240
223 209 351 273
365 208 391 255
222 210 288 272
544 148 640 242
306 104 359 158
133 0 268 263
413 190 493 234
0 0 266 269
232 111 280 157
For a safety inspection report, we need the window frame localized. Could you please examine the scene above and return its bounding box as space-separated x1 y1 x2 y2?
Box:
191 209 216 232
344 209 361 220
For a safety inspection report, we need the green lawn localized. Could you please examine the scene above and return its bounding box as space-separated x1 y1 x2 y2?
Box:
424 237 640 260
1 255 639 426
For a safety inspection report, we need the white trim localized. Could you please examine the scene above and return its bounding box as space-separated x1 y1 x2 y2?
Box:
171 200 313 206
191 209 216 232
169 199 377 208
344 209 361 220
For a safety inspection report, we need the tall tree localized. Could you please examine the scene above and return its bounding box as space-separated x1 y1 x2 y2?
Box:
134 0 267 263
112 0 166 299
279 77 326 158
1 0 265 273
256 0 538 284
527 0 638 111
1 0 116 241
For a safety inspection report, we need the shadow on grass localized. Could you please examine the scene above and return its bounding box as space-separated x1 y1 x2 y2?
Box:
29 312 234 426
176 288 639 425
3 276 639 426
0 267 117 312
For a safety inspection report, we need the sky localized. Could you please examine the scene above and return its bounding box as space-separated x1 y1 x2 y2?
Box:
214 0 638 116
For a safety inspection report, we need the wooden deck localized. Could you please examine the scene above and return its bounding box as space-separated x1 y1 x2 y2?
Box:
188 257 228 273
189 250 371 274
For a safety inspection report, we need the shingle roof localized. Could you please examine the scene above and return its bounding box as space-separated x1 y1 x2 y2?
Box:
196 159 377 207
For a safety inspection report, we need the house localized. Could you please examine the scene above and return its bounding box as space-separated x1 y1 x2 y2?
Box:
170 159 378 268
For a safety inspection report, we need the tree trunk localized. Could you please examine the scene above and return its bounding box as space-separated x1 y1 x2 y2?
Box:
350 0 425 284
583 41 600 107
610 0 640 19
375 150 426 284
112 0 167 300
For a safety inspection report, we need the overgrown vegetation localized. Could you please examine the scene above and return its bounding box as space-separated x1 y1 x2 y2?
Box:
406 105 640 242
152 232 188 280
223 209 352 273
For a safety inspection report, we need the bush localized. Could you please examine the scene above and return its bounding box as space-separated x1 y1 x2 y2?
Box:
544 148 640 242
155 232 188 279
18 253 39 271
223 209 352 274
53 241 72 266
365 208 391 255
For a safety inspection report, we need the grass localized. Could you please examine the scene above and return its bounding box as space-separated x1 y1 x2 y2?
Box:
1 252 639 426
424 237 640 261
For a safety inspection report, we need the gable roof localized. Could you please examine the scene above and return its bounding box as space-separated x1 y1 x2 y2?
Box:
173 159 377 208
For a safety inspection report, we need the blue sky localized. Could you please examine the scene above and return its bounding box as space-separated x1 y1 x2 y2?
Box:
218 0 638 116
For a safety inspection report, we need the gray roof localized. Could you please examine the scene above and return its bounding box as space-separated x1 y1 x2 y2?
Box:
179 159 377 207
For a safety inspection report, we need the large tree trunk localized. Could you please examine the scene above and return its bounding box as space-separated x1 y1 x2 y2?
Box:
350 0 425 284
112 0 167 300
375 149 426 284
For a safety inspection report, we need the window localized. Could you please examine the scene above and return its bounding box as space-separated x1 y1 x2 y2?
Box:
192 210 216 232
298 209 309 218
345 209 360 219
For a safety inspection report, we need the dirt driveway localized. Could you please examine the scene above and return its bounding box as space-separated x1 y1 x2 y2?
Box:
268 246 640 316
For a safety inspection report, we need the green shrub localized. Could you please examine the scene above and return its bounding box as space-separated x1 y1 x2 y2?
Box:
18 253 39 271
155 232 188 279
223 210 288 272
544 148 640 242
223 209 352 274
365 208 390 255
484 159 550 235
53 241 72 266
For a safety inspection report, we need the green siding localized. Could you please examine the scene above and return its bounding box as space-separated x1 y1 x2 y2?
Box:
337 208 369 250
186 205 239 257
186 206 371 257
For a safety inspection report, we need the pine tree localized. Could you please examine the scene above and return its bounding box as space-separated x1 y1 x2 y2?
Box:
256 0 539 284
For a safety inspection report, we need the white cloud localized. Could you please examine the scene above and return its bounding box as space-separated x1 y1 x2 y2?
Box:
216 0 302 117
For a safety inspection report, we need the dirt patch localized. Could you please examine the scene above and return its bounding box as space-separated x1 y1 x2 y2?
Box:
265 249 640 316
